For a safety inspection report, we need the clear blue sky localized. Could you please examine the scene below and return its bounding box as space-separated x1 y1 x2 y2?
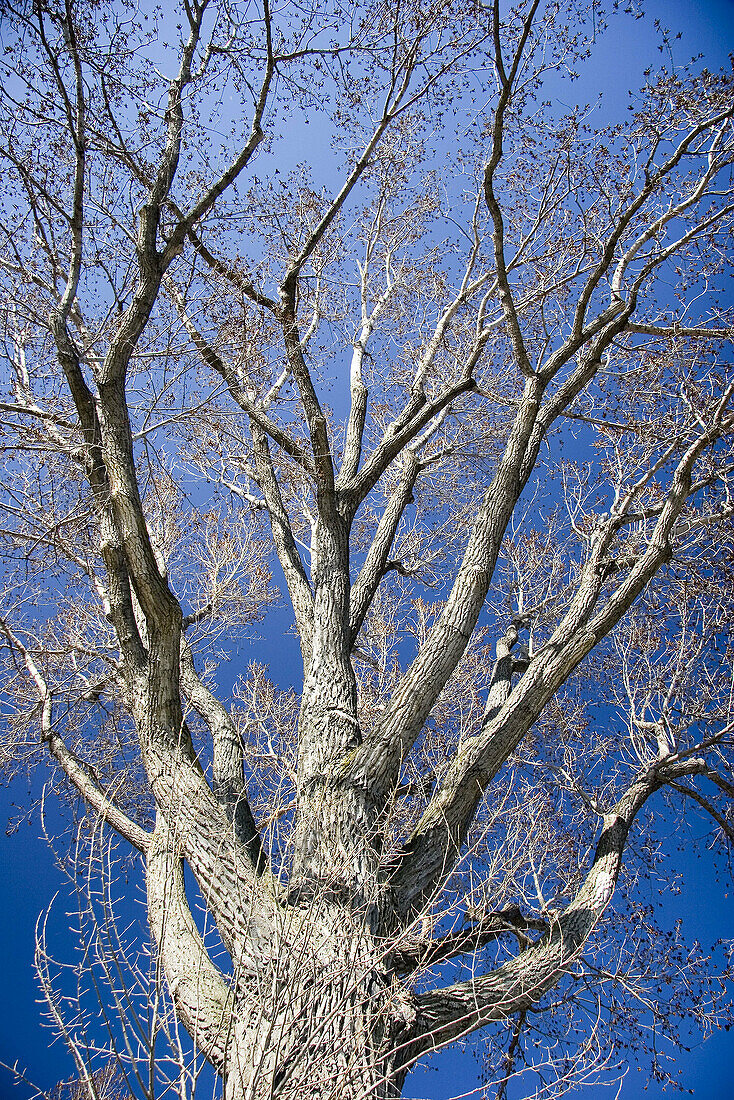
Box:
1 1 733 1098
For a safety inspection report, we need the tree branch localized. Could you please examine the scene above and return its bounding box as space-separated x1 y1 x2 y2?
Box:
147 816 234 1072
668 781 734 844
180 645 269 876
0 618 150 854
385 398 732 919
345 376 545 801
407 757 706 1057
349 453 420 646
392 907 548 974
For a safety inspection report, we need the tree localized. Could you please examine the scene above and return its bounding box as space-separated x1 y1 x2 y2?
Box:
1 0 733 1096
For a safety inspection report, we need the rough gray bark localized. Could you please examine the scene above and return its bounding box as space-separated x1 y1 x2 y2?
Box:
1 1 733 1097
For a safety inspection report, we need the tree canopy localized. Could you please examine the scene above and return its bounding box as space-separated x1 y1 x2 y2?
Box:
0 1 733 1097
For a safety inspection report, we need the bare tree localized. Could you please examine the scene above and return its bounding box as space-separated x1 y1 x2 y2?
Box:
1 0 733 1097
50 1064 129 1100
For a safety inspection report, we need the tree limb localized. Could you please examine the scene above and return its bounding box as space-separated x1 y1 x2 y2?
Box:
147 815 235 1072
180 645 269 876
392 907 548 974
407 757 706 1057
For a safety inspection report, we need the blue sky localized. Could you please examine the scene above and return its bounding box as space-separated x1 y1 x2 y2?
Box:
1 1 734 1097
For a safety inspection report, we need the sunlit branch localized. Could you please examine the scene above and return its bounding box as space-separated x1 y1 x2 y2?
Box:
180 645 269 876
249 422 315 666
349 453 421 646
0 618 150 854
407 756 709 1055
166 279 314 473
386 398 732 918
147 815 234 1072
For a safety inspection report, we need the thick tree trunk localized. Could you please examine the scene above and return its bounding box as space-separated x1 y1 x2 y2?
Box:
220 903 412 1100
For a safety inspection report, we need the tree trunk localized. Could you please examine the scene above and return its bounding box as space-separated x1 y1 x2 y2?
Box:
220 901 413 1100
